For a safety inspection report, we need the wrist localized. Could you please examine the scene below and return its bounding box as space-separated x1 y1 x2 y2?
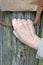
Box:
33 35 41 50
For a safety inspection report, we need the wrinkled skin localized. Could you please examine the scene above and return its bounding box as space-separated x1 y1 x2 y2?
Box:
12 19 41 50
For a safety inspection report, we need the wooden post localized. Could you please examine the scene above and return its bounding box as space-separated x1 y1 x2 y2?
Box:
0 12 41 65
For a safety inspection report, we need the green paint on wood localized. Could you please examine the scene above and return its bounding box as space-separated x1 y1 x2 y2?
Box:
39 30 43 65
41 27 43 37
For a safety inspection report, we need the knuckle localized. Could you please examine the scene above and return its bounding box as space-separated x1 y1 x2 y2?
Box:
22 19 26 22
27 19 32 24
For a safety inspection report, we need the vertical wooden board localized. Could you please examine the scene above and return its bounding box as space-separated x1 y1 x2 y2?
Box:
2 13 11 65
0 26 2 65
0 26 4 65
1 12 41 65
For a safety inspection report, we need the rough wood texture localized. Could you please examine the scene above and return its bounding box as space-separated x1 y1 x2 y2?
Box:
0 0 42 11
0 12 41 65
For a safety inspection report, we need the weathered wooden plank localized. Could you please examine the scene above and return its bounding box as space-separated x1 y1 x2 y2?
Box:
0 26 4 65
0 12 4 65
0 11 42 65
1 12 40 65
0 0 41 11
2 13 13 65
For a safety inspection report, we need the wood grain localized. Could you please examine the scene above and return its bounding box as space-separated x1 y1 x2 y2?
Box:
0 12 41 65
0 0 41 11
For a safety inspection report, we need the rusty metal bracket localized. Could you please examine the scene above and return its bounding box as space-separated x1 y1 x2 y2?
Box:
0 0 43 27
33 0 43 25
0 18 12 27
0 10 12 27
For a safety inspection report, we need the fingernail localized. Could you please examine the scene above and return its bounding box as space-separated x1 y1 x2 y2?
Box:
12 18 17 26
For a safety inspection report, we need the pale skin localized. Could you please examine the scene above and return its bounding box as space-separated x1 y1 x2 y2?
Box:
12 19 41 50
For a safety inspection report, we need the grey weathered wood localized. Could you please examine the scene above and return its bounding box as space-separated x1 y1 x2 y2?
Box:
0 0 40 11
0 26 4 65
0 12 42 65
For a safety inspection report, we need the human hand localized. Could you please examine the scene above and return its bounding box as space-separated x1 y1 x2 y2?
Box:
12 19 41 50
